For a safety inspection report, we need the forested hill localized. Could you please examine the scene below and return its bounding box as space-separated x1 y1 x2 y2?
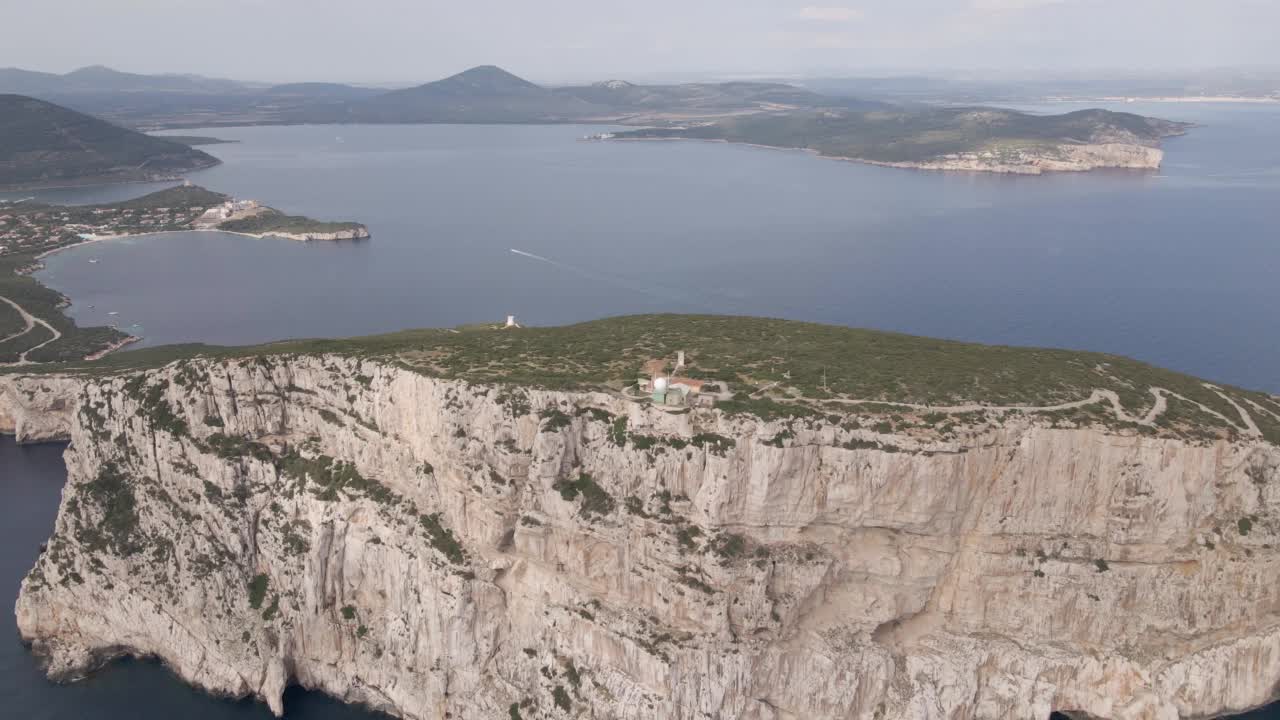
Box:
0 94 219 190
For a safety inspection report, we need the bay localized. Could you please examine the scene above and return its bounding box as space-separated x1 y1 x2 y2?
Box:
3 102 1279 717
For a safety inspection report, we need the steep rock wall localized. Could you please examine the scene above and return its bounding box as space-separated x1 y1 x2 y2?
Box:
5 356 1280 719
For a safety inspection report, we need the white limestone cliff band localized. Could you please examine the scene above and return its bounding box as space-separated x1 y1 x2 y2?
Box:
2 357 1279 719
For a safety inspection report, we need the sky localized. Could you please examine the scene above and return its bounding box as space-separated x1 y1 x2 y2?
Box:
3 0 1278 84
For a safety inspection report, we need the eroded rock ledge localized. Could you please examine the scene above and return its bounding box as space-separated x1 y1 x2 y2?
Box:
4 355 1280 719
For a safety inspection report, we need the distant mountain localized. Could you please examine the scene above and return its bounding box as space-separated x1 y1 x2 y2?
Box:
265 82 382 100
0 95 219 190
0 65 251 95
0 64 886 129
556 78 886 115
336 66 602 123
0 68 64 95
333 65 882 125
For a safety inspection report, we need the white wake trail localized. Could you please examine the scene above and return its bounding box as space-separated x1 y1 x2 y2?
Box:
510 248 553 263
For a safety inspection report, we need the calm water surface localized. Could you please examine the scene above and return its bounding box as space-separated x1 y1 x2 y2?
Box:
12 102 1280 394
3 102 1279 718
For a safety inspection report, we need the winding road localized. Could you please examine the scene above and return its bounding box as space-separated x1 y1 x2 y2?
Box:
0 295 62 365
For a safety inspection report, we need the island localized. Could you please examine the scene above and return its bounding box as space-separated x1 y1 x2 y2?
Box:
1 314 1278 720
603 107 1191 174
0 185 369 363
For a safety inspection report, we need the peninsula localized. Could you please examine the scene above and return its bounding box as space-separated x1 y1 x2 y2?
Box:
0 185 369 363
604 107 1191 174
2 314 1279 719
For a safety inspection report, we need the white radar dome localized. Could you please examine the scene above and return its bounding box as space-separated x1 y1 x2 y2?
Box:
654 377 669 392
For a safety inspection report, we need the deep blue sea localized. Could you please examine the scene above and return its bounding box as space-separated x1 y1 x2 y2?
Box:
3 102 1279 718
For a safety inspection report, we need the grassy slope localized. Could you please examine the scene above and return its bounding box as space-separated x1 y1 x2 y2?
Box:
21 314 1280 444
0 296 23 337
615 108 1181 164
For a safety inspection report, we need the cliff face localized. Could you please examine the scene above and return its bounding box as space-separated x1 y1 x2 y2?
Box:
5 356 1280 720
257 226 371 242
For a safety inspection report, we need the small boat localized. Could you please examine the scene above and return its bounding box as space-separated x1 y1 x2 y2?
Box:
88 259 99 264
87 305 95 309
108 311 119 316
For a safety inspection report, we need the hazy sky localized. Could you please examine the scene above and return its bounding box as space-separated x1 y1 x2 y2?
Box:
4 0 1278 84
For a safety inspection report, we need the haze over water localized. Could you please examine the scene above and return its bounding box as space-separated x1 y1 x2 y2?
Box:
2 101 1280 719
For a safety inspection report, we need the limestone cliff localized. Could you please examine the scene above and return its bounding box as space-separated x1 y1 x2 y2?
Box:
256 226 371 242
5 356 1280 720
876 143 1165 175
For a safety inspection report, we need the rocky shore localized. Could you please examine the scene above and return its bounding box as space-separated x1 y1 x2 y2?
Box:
869 142 1166 175
248 226 371 242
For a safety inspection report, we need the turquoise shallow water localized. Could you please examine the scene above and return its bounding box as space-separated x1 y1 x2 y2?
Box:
2 102 1280 717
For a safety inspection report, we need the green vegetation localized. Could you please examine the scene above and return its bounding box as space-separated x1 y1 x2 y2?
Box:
206 433 274 462
9 314 1276 443
1238 517 1254 536
538 407 573 433
564 661 582 689
0 94 218 189
341 605 357 620
112 185 227 210
261 595 280 621
711 533 747 560
420 512 466 565
248 573 269 609
124 376 189 437
218 209 365 236
609 416 629 446
278 451 393 503
1 185 231 362
612 108 1185 166
552 686 571 712
76 463 142 556
553 472 616 518
0 297 23 338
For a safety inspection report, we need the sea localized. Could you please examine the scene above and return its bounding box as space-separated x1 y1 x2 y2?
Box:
2 101 1279 718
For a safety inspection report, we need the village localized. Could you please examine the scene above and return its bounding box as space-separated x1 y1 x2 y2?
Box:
0 197 212 257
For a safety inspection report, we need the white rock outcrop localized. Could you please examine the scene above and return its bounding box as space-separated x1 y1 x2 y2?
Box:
880 143 1165 175
4 356 1280 719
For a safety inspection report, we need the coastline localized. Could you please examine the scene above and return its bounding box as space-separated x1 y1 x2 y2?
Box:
602 136 1162 176
11 223 367 365
32 226 371 264
1043 95 1280 105
0 159 221 195
82 335 142 361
